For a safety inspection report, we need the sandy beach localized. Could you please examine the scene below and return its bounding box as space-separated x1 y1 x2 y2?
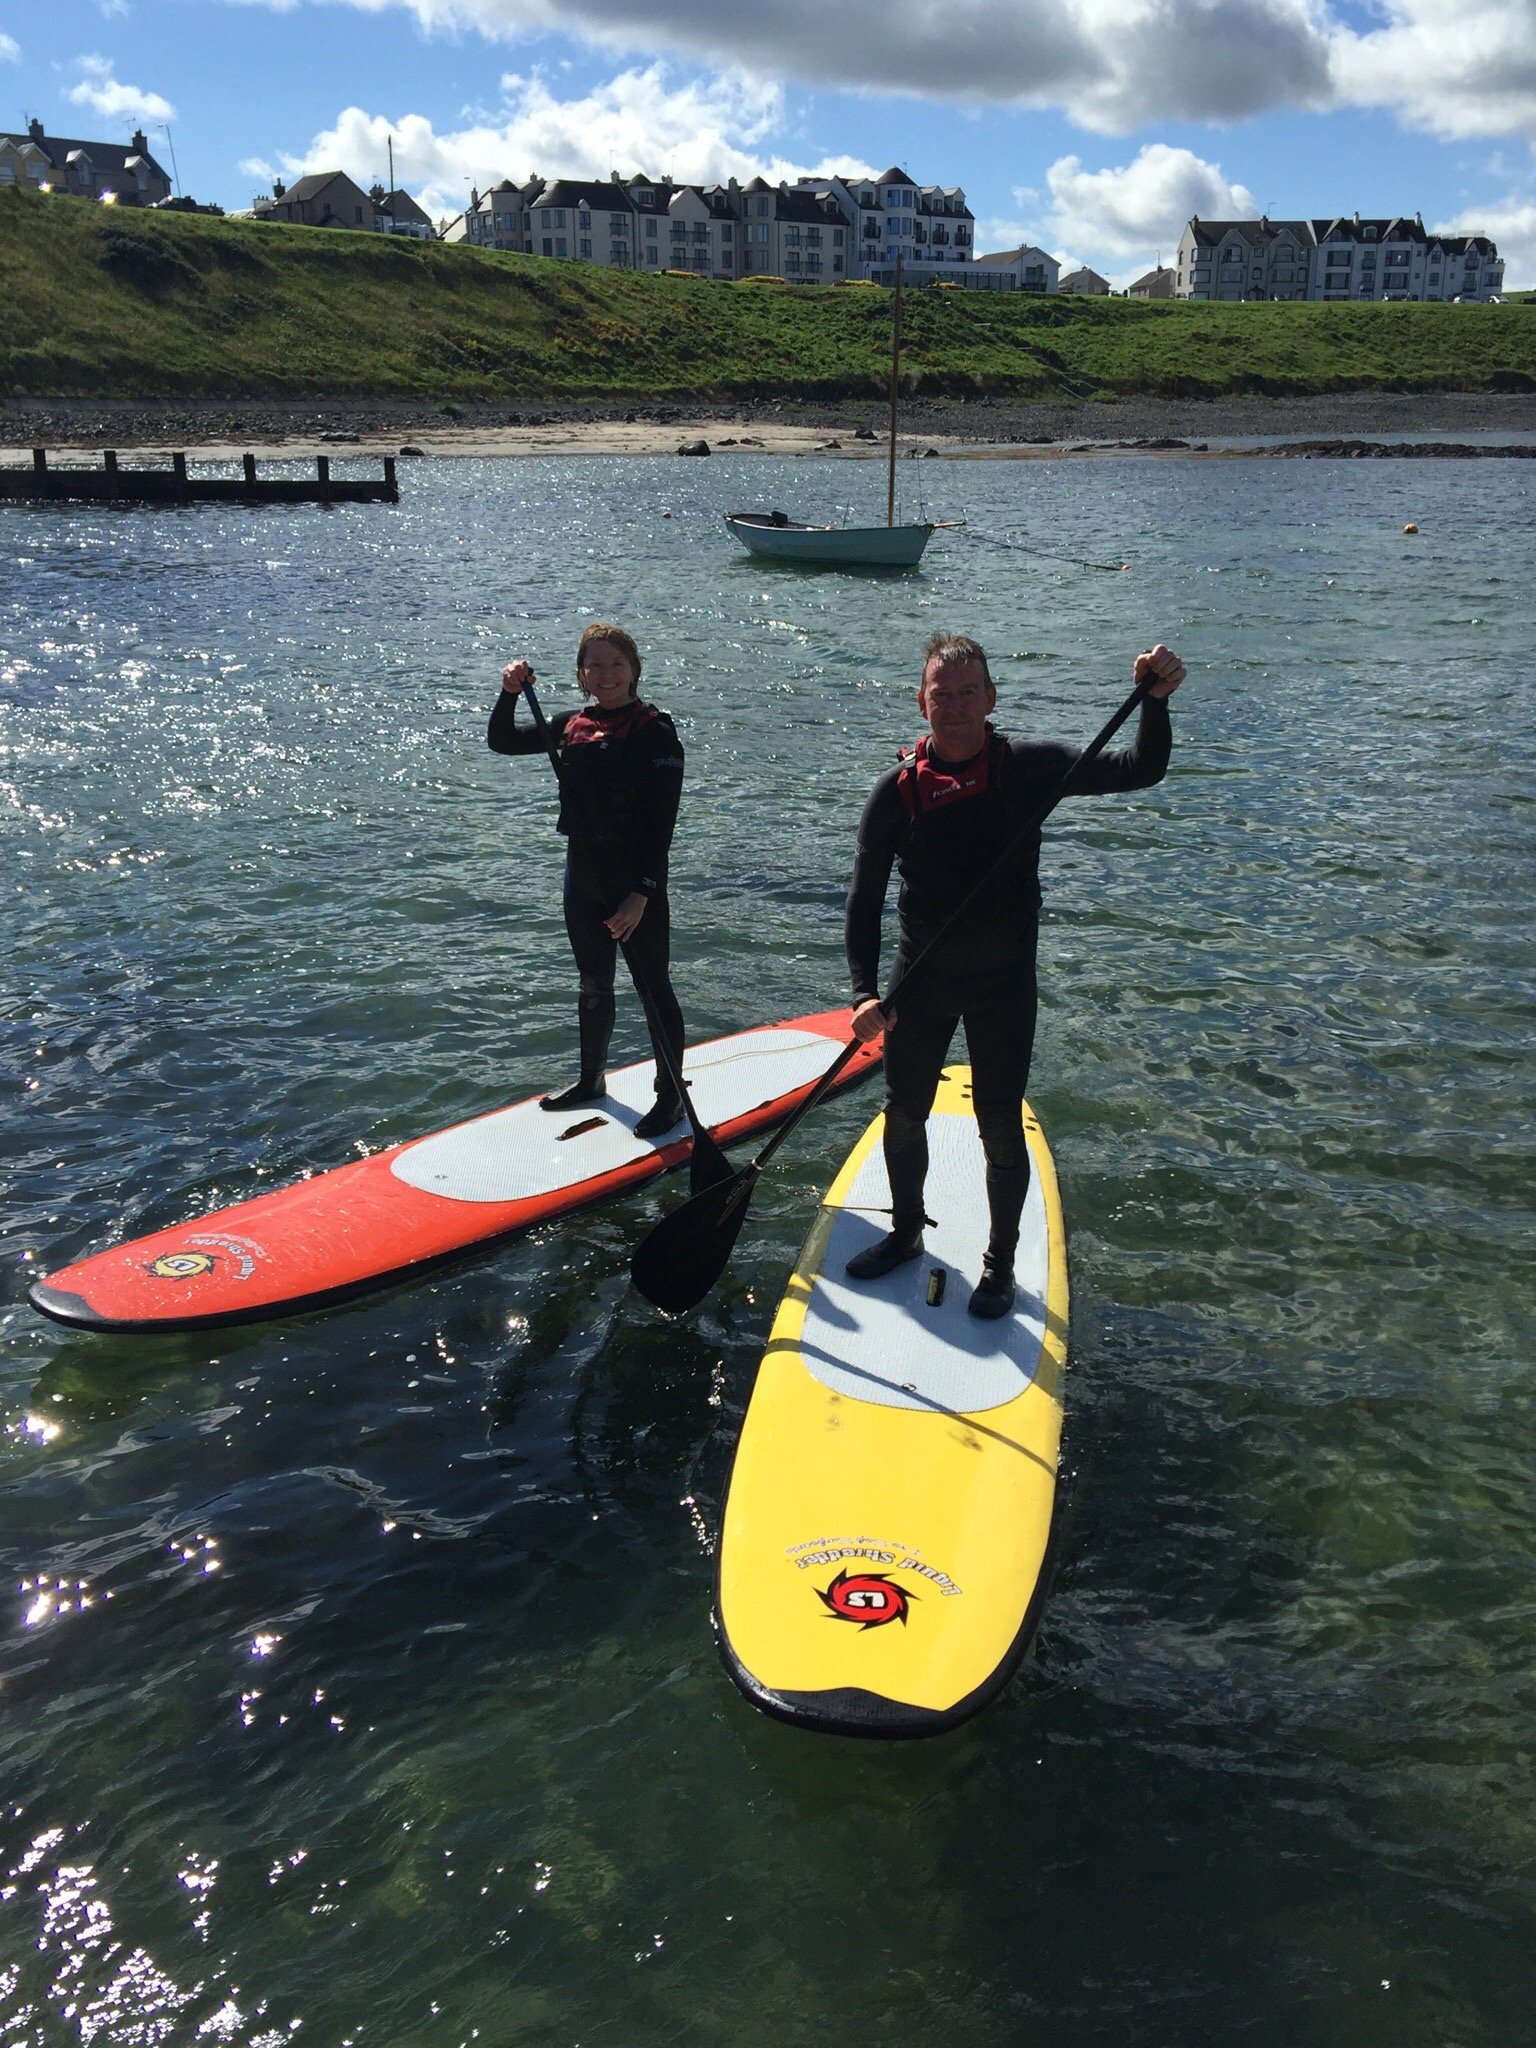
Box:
4 390 1536 463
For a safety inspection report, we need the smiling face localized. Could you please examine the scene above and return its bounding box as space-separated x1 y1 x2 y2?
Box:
577 634 639 709
918 655 996 762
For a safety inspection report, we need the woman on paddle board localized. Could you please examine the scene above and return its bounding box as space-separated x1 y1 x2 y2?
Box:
843 631 1184 1319
490 624 688 1141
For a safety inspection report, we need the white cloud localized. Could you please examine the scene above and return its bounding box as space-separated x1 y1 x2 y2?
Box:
1330 1 1536 141
99 1 132 18
220 0 1536 141
244 63 875 218
0 31 20 61
1045 144 1257 262
67 55 174 124
973 147 1255 283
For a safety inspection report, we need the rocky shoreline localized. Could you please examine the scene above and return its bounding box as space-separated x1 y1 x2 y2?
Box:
5 389 1536 454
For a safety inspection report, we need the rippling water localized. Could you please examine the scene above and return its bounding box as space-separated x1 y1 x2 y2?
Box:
3 453 1533 2046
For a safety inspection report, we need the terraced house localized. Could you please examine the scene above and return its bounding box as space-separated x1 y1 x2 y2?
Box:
464 165 976 285
1177 215 1504 301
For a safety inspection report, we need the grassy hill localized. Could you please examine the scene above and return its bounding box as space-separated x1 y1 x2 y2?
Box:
3 187 1532 403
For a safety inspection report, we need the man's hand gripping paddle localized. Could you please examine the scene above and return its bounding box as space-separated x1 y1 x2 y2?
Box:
518 678 733 1197
629 673 1160 1315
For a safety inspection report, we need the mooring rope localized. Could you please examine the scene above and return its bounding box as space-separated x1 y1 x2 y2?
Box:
962 528 1131 575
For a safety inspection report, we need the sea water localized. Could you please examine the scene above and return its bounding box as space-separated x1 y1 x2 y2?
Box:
2 452 1533 2045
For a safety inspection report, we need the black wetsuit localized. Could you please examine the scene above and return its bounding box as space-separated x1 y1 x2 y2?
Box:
487 691 686 1103
845 700 1172 1258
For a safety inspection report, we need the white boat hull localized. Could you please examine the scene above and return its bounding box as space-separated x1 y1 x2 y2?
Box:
724 514 934 568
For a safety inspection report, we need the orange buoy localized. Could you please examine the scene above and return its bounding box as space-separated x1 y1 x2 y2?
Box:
1403 522 1419 534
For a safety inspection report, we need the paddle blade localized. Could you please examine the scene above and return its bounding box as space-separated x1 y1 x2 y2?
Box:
687 1127 737 1198
630 1167 758 1315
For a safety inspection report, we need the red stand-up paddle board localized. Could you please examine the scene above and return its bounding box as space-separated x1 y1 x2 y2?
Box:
31 1011 881 1334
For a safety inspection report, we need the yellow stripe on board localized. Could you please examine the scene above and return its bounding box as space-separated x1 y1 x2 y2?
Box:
717 1070 1069 1728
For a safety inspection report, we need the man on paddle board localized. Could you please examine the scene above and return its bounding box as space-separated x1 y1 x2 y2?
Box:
491 624 690 1141
844 633 1184 1318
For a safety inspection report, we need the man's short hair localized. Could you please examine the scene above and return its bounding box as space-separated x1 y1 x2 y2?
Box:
922 632 991 686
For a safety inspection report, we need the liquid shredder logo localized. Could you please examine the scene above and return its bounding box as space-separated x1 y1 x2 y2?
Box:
817 1568 914 1629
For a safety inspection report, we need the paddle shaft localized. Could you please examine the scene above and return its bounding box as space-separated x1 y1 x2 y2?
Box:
746 673 1158 1177
519 678 711 1147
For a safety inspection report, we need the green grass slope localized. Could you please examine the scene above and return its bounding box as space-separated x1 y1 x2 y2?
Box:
3 188 1533 402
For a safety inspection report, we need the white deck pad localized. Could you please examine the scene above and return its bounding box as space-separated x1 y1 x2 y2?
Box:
392 1026 834 1205
801 1114 1049 1416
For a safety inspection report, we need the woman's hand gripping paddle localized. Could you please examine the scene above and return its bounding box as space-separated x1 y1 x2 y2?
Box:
629 672 1161 1315
519 678 733 1197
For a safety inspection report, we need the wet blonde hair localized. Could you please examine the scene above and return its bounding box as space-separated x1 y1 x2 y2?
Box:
576 622 643 697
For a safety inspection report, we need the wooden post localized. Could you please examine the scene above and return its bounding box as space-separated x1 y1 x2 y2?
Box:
243 453 257 494
383 456 397 500
886 257 903 528
104 450 118 476
173 452 189 501
317 455 332 504
33 448 50 500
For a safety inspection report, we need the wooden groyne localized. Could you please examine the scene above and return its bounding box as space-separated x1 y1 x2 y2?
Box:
0 449 400 506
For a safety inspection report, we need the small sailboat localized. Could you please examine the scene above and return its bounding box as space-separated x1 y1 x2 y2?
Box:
724 257 939 570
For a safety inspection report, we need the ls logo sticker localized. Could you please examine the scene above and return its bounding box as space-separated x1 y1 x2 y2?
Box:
817 1568 913 1629
149 1251 216 1280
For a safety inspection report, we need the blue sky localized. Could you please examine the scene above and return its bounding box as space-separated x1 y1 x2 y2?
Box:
3 0 1534 284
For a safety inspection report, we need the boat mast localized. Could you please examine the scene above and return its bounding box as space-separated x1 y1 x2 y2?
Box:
886 255 903 528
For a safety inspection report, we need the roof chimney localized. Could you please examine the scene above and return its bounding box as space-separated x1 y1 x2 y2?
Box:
131 129 147 154
272 177 285 199
28 117 45 143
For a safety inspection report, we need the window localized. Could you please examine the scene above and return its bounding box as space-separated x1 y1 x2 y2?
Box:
578 211 592 230
784 225 801 245
610 243 627 263
670 222 686 242
555 237 566 257
579 236 591 257
807 228 821 247
785 252 802 272
756 197 769 217
833 228 844 246
753 223 769 244
645 219 657 238
720 223 733 240
610 214 626 232
692 222 707 241
645 245 659 264
541 237 552 256
354 207 363 222
833 254 843 272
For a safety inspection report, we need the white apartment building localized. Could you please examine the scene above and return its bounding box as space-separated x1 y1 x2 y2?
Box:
796 167 975 283
1177 215 1505 302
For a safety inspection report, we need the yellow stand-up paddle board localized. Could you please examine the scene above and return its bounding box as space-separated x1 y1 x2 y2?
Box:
716 1066 1069 1737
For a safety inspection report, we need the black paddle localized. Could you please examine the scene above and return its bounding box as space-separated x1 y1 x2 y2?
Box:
519 677 733 1195
629 672 1160 1314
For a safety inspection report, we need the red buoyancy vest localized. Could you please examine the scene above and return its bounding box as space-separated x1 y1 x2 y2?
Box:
896 731 1007 818
561 698 662 749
